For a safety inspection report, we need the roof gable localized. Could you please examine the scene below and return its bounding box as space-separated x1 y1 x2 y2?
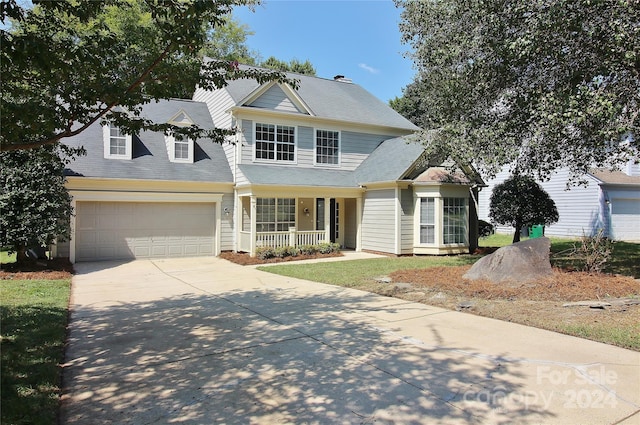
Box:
243 82 312 115
216 62 419 131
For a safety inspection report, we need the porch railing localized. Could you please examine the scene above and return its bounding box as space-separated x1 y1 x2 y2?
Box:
256 229 326 249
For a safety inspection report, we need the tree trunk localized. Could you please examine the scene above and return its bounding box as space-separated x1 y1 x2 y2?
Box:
15 244 29 264
512 223 522 243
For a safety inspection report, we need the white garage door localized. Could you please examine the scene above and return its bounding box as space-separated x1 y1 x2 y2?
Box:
75 202 216 261
611 198 640 242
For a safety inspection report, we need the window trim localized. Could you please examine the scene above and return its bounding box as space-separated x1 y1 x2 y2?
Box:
255 197 296 232
414 194 468 247
103 123 132 160
253 121 297 164
165 134 194 163
314 128 341 167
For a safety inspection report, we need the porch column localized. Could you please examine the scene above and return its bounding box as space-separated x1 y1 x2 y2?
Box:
250 195 257 257
324 197 330 243
356 196 362 252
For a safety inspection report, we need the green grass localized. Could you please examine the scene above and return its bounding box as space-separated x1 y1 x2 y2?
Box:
1 250 16 264
258 255 479 287
1 279 71 425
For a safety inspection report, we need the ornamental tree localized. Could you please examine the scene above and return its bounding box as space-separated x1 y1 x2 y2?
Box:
0 145 83 263
0 0 293 152
395 0 639 183
489 175 559 243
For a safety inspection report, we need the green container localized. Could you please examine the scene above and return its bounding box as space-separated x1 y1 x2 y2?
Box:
529 224 544 238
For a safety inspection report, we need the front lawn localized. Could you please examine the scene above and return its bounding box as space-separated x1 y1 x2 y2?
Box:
0 278 71 425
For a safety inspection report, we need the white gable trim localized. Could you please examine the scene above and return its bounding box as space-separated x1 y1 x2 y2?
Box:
167 109 196 127
239 81 314 116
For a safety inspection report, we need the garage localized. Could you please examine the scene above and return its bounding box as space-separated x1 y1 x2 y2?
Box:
75 201 216 261
610 198 640 242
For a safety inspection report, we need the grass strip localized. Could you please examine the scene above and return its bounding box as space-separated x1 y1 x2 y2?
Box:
1 279 71 425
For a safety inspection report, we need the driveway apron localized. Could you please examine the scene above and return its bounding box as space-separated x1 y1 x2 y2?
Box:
61 257 640 424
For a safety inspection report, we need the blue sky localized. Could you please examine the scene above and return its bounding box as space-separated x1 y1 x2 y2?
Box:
233 0 416 103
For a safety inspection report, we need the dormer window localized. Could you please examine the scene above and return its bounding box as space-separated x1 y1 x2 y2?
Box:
103 123 132 159
165 134 194 163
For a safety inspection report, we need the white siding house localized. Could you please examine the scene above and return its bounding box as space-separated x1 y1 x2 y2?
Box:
478 162 640 242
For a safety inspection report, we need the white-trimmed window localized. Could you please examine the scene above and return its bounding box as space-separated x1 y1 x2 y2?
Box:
256 198 295 231
416 196 467 246
443 197 467 244
165 134 194 163
255 123 295 162
315 129 340 165
419 198 436 244
103 123 132 159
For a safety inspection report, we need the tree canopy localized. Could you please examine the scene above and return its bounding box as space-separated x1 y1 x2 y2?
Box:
261 56 317 76
489 175 559 243
395 0 639 183
0 0 293 152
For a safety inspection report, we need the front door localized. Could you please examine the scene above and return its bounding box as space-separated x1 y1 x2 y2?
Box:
316 198 340 244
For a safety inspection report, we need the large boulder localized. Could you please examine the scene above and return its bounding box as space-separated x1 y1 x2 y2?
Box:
463 237 552 284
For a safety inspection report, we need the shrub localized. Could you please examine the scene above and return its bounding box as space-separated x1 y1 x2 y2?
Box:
298 244 318 255
570 229 614 273
256 247 276 260
274 246 300 258
318 242 341 254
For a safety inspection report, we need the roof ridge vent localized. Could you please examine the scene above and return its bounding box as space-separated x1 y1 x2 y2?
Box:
333 75 353 83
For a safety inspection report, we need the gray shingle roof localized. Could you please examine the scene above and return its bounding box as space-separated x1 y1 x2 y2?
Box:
218 62 420 131
238 136 428 187
354 137 426 183
239 164 358 188
64 99 233 183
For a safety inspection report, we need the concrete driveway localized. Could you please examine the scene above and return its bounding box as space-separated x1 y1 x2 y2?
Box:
61 256 640 424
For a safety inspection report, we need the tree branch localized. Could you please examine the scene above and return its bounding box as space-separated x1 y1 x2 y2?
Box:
1 43 174 152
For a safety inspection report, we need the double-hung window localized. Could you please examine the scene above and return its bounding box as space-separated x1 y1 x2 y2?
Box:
256 198 296 232
315 129 340 165
419 198 436 244
255 123 295 162
103 123 132 159
165 134 194 163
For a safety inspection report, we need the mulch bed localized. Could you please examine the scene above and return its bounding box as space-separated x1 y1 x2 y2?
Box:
219 250 343 266
0 258 74 280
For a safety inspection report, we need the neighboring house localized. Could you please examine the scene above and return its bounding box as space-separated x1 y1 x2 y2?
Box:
477 161 640 242
58 67 484 262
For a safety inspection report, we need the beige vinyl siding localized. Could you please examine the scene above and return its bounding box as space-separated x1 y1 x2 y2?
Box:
361 189 396 253
400 188 415 254
248 84 303 113
219 193 235 251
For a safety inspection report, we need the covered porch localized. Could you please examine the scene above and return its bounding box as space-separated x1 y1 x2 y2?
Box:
235 189 363 256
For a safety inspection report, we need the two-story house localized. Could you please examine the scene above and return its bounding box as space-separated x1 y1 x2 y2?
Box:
58 67 483 262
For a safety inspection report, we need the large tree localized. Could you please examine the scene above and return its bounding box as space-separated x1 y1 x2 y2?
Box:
395 0 639 183
0 0 293 152
261 56 317 76
201 13 260 65
0 145 83 262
